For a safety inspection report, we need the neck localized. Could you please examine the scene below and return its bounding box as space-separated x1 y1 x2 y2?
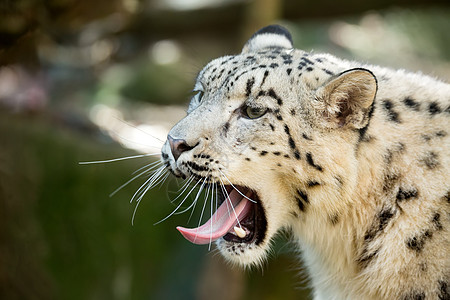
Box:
290 136 387 298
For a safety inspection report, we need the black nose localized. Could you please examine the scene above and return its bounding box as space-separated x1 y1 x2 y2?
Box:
167 135 195 161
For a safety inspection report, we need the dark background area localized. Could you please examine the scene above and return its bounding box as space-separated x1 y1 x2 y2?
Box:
1 0 449 299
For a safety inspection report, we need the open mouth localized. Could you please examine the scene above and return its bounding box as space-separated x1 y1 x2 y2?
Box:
176 185 267 246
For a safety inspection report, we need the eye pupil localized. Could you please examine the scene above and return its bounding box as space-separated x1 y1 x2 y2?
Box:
245 106 266 119
193 90 204 102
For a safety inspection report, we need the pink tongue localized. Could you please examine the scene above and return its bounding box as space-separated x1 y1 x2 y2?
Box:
176 189 253 245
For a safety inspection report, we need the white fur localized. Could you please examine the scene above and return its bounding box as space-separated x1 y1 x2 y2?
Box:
162 28 450 299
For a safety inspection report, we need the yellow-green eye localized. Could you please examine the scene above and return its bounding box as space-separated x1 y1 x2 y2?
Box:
245 106 267 119
192 90 204 102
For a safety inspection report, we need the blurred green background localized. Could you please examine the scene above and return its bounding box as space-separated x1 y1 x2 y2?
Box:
0 0 449 299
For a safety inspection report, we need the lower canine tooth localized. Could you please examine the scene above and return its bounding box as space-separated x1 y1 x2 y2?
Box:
234 226 246 238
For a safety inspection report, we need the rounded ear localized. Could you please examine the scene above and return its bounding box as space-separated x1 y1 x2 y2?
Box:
242 25 293 53
314 68 378 129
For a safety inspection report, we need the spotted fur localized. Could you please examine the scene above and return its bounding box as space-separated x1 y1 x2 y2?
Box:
162 25 450 299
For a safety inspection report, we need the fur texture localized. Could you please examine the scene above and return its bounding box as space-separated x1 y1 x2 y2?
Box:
162 25 450 299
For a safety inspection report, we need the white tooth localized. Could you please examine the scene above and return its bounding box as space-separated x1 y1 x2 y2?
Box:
234 226 246 238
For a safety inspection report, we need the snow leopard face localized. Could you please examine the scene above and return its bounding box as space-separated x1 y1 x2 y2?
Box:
161 25 377 266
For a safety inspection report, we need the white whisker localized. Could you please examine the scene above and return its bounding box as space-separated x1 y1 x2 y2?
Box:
218 169 256 203
146 171 170 193
218 180 232 219
214 183 218 221
157 171 171 189
110 161 163 197
130 168 163 203
131 166 166 203
117 134 165 150
174 181 203 215
170 176 195 203
113 116 166 144
142 166 168 192
219 177 242 229
132 160 163 175
135 168 168 202
132 170 169 225
208 183 216 251
153 179 202 225
192 177 212 244
108 130 165 150
198 180 211 228
215 183 220 222
186 177 208 222
79 153 160 165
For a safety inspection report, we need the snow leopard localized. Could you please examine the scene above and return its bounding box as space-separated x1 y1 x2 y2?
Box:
160 25 450 299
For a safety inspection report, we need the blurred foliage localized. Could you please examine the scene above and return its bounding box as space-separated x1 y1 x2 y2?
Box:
286 8 450 78
0 111 189 299
0 112 310 299
120 62 190 105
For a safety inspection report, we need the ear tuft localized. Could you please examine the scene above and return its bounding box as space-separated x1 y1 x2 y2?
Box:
314 68 378 129
242 25 293 53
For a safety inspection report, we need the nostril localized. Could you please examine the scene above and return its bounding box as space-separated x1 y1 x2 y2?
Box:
177 142 194 153
167 135 195 161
